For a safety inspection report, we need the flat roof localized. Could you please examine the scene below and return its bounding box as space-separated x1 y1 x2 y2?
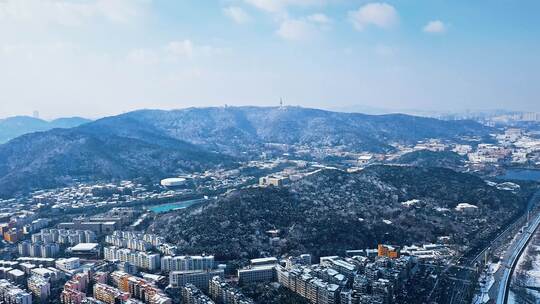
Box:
71 243 99 251
57 257 80 262
8 269 24 276
32 268 56 275
239 265 276 272
250 257 277 264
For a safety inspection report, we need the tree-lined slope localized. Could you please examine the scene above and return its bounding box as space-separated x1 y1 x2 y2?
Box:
152 166 529 261
0 118 231 197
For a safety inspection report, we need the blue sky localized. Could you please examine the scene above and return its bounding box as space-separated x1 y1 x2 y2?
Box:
0 0 539 119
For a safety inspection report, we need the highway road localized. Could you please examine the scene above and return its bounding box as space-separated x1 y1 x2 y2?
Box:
434 214 524 304
495 209 540 303
435 189 540 304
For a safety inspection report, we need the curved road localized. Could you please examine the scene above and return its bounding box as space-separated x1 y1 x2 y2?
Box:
496 209 540 303
440 188 540 304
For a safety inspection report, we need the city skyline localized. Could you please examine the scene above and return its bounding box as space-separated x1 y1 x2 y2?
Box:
1 0 539 118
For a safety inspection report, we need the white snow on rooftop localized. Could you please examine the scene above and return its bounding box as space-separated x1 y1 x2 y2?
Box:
70 243 99 251
401 199 420 207
455 203 478 211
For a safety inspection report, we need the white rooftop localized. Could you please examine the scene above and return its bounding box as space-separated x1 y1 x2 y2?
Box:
250 257 278 264
455 203 478 211
7 269 24 276
71 243 99 251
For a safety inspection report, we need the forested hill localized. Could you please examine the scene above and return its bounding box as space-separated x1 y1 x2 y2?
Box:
392 150 466 169
152 165 531 261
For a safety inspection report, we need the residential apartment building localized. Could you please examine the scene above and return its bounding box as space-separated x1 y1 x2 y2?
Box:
169 269 225 292
237 265 276 285
208 276 254 304
181 284 215 304
27 276 51 303
161 255 214 273
110 271 171 304
104 246 160 271
93 283 130 304
0 279 32 304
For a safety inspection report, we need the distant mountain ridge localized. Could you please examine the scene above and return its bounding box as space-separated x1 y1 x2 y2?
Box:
110 106 492 154
0 116 91 143
0 106 493 197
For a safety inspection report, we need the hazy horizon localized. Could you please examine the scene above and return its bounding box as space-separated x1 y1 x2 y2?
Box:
1 0 539 118
0 104 533 121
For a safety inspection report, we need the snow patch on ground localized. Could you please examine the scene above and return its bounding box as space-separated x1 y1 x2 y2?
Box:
473 262 500 304
401 199 420 207
524 245 540 287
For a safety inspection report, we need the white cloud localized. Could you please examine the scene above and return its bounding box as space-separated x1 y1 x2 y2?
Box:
223 6 251 24
0 42 80 60
307 13 331 25
240 1 330 40
126 40 228 64
166 40 195 59
94 0 147 24
0 0 148 27
165 40 229 59
277 19 314 41
348 2 398 31
423 20 446 34
244 0 326 13
126 49 159 65
276 13 331 41
244 0 281 13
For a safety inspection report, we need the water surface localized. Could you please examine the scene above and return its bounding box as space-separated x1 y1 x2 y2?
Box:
149 198 206 213
499 169 540 181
